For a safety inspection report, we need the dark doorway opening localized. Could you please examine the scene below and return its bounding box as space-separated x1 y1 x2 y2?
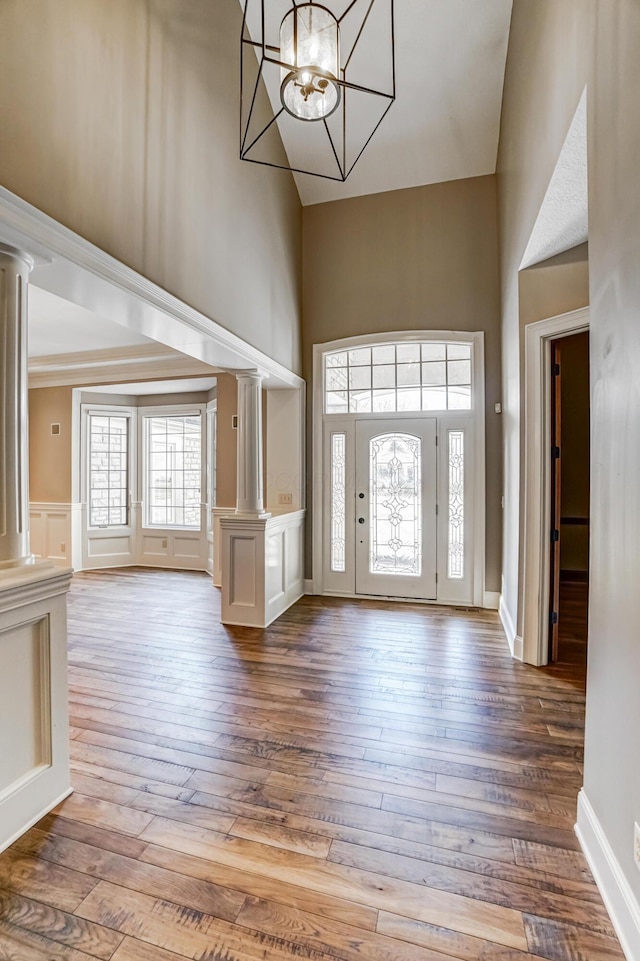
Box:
549 330 590 665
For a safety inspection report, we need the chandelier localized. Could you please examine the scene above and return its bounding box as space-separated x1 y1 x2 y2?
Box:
240 0 395 181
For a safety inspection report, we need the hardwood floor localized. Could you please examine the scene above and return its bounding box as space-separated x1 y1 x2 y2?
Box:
0 568 624 961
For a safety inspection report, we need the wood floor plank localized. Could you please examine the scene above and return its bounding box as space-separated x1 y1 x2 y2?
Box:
13 829 246 925
138 817 529 950
0 568 623 961
75 881 336 961
0 891 125 959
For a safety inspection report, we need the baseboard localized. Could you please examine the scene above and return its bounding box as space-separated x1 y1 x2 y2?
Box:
0 786 73 856
499 594 522 660
483 591 500 610
304 579 314 595
576 790 640 961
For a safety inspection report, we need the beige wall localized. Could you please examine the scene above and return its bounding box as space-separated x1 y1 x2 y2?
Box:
29 387 74 503
0 0 302 374
498 0 640 911
302 175 502 589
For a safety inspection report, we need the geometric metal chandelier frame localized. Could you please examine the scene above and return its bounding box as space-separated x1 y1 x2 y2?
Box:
240 0 395 181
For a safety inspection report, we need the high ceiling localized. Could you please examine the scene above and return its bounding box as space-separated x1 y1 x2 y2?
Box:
261 0 514 206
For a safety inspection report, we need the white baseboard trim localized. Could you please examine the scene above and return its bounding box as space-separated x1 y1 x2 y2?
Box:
304 579 314 595
0 786 73 856
576 789 640 961
499 594 522 659
483 591 500 610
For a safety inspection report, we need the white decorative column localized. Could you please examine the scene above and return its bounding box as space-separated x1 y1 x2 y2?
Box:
235 371 269 517
0 245 72 853
0 245 34 567
221 370 302 627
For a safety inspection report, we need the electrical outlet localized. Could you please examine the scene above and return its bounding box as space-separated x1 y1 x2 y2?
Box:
60 543 65 553
634 822 640 871
162 538 168 549
278 493 293 506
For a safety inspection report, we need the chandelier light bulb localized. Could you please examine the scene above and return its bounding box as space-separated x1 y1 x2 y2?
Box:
280 4 340 121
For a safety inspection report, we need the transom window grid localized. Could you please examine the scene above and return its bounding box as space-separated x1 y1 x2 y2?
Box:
324 342 472 415
88 414 129 528
145 414 202 529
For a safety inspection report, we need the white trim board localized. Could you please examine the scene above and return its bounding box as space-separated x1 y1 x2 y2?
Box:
0 186 303 391
499 594 522 659
522 307 589 665
576 790 640 961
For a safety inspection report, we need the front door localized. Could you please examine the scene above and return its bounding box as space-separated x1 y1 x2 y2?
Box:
355 418 437 599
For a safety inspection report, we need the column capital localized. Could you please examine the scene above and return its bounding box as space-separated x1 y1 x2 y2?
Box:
234 369 267 385
0 244 34 272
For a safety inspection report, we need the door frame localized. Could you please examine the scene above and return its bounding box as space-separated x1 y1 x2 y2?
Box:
312 330 486 606
522 307 590 665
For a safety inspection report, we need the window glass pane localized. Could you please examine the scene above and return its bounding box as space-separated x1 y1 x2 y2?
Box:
326 367 348 392
372 389 396 412
396 344 420 364
421 361 446 386
146 414 201 529
326 391 348 414
349 366 371 390
422 343 446 361
448 430 464 578
88 413 129 527
447 385 472 410
372 345 395 365
447 359 471 386
447 343 471 361
326 351 348 368
349 390 371 413
330 433 346 572
397 363 420 387
370 433 421 576
348 348 371 366
372 364 395 389
397 387 421 411
422 387 448 410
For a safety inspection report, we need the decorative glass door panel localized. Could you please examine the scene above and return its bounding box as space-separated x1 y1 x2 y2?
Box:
355 418 437 598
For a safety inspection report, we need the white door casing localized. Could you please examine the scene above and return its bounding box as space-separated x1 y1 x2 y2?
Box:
314 331 486 606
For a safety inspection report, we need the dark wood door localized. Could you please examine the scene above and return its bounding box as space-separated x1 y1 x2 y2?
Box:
549 340 562 661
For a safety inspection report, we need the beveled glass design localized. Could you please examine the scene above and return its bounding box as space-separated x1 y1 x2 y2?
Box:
448 430 464 579
325 342 472 414
369 433 421 576
145 415 202 529
330 432 346 572
89 415 129 528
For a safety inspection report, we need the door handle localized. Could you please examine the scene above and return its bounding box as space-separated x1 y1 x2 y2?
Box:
358 517 365 524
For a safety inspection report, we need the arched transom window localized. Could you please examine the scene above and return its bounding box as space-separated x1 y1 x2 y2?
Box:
324 341 472 415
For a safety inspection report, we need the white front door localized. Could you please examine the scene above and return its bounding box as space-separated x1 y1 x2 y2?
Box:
355 418 437 599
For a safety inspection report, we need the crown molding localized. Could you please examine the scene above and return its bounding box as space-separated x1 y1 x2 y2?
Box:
0 187 303 390
28 343 218 389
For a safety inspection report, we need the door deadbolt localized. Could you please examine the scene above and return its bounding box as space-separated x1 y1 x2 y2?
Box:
358 517 365 524
358 492 365 499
